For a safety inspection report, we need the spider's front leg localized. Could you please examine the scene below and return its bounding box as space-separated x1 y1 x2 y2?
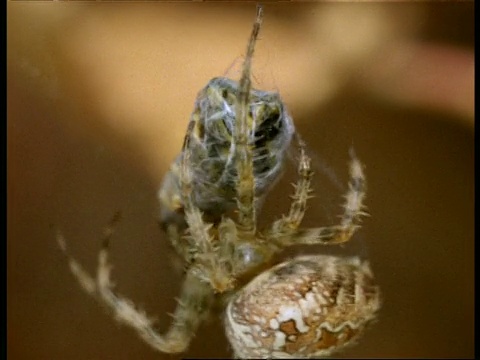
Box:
180 121 235 293
273 148 368 248
267 135 314 239
234 5 263 235
57 214 214 354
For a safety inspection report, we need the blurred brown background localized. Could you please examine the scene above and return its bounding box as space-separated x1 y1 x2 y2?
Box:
7 2 473 359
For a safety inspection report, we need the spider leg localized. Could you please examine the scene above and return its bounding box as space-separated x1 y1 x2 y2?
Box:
158 160 193 262
56 214 213 354
267 136 313 238
274 149 368 247
164 223 189 260
234 5 263 234
180 122 235 293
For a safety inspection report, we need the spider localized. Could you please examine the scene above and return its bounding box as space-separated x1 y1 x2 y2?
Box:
57 5 380 359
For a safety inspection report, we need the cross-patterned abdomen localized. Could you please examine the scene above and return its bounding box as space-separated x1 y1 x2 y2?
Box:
225 255 381 359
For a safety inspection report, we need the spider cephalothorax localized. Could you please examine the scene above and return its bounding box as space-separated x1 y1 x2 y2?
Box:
58 5 380 359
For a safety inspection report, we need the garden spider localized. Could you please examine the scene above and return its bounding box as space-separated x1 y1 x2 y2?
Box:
58 5 380 359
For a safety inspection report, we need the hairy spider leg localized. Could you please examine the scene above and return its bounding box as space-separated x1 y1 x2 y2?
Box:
180 121 236 293
57 211 214 354
267 135 314 239
234 5 264 234
276 148 368 247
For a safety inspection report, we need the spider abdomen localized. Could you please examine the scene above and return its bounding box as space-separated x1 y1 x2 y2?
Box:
225 255 381 359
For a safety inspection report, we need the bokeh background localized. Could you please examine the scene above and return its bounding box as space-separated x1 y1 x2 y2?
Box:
8 2 473 359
